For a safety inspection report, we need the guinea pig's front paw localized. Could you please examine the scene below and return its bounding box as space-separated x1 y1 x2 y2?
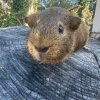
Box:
27 40 40 61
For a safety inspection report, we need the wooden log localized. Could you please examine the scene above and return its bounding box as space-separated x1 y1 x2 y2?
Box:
0 26 100 100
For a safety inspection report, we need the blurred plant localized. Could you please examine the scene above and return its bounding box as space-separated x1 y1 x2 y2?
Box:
77 0 96 30
0 0 12 27
38 0 73 10
0 0 96 28
0 0 30 27
27 0 39 15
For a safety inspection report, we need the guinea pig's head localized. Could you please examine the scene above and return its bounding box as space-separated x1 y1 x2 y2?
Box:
25 7 81 64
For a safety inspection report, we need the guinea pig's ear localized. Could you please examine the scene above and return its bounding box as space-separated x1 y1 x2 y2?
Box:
68 16 81 31
25 14 37 28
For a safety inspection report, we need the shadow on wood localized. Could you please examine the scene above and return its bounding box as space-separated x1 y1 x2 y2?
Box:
0 26 100 100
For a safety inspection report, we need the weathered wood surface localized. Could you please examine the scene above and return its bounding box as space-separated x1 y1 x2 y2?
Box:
0 26 100 100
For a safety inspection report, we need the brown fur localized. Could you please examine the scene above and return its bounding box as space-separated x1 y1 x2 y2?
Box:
25 7 89 64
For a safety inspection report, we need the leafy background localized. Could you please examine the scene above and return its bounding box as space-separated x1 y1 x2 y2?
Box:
0 0 96 31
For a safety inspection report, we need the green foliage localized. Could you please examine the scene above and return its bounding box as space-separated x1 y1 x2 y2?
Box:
12 0 29 13
0 12 17 27
0 0 29 27
0 0 96 28
38 0 73 10
75 0 96 29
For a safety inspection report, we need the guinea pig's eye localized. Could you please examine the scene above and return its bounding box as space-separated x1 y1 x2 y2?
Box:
58 25 64 34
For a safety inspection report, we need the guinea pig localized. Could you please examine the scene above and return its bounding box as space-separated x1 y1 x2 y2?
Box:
25 7 89 64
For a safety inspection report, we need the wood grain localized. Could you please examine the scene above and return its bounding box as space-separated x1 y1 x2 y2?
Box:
0 26 100 100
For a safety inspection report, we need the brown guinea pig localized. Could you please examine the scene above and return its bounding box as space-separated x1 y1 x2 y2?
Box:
25 7 89 64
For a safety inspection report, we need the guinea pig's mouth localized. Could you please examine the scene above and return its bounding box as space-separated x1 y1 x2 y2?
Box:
35 48 66 64
27 40 65 64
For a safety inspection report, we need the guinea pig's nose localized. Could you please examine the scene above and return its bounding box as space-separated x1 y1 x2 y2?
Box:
35 46 49 53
